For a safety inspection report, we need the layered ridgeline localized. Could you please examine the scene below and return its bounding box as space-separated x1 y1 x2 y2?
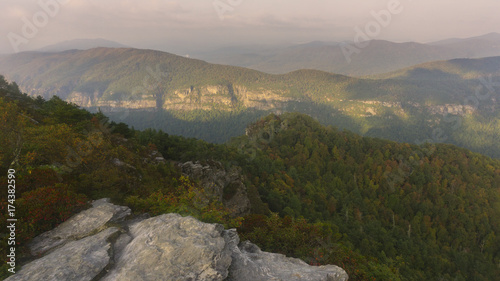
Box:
1 79 499 280
194 32 500 76
0 48 499 158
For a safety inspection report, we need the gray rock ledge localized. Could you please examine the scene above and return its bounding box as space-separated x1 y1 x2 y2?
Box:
7 199 348 281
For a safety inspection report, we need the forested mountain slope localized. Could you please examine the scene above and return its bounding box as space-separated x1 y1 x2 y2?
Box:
0 50 499 159
1 77 499 280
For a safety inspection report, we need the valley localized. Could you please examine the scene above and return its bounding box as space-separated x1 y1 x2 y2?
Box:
0 48 498 158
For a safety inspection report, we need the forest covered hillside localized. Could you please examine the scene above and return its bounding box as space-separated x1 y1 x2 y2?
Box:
0 50 499 159
1 76 499 280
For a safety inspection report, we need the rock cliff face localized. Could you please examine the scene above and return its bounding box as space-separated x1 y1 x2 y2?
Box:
6 199 348 281
66 84 292 112
426 104 476 116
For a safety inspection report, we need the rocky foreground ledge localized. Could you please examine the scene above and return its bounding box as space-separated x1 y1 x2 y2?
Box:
6 199 348 281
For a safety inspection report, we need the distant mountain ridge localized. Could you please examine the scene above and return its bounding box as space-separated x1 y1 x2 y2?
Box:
429 32 500 46
193 33 500 76
372 56 500 80
36 38 129 52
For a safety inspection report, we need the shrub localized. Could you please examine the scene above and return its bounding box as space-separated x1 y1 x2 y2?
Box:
126 175 243 228
16 183 88 244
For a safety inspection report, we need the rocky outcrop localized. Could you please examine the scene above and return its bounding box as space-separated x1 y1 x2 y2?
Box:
6 200 348 281
28 198 131 256
7 227 120 281
180 161 251 217
427 104 475 116
102 214 232 281
67 91 157 110
224 230 348 281
163 85 291 112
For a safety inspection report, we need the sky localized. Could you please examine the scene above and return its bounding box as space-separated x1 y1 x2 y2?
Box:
1 0 499 55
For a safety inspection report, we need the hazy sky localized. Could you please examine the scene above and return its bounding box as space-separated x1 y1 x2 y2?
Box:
1 0 499 54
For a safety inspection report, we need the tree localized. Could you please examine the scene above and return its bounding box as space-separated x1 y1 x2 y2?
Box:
0 98 27 169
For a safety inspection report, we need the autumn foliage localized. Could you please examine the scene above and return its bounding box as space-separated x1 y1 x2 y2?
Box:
16 184 88 244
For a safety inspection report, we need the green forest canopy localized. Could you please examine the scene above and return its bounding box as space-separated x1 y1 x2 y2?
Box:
0 75 499 280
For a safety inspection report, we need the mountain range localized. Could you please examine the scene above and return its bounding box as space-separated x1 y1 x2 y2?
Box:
0 44 499 158
193 33 500 76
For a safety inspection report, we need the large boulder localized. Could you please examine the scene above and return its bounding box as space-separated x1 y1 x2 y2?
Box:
102 213 232 281
28 198 131 256
6 227 120 281
6 199 348 281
